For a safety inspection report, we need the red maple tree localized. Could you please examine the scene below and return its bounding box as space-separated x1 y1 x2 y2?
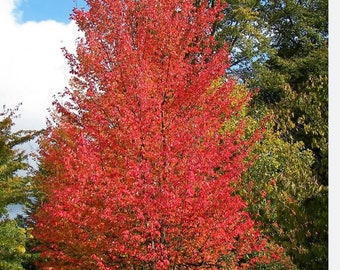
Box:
33 0 274 268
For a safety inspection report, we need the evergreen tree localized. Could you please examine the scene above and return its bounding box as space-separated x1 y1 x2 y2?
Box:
0 106 38 269
216 0 328 268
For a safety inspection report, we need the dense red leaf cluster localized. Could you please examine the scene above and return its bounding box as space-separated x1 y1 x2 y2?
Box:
33 0 272 268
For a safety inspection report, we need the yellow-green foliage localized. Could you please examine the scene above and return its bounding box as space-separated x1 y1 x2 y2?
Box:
0 220 27 270
227 83 327 269
0 106 39 269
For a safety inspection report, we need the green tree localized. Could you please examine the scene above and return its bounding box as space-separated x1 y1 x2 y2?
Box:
242 111 327 269
249 3 328 265
215 0 274 79
224 85 327 269
215 1 328 268
0 106 38 269
216 1 328 185
238 0 328 185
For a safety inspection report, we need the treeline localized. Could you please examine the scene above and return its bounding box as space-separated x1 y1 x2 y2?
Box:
0 0 327 269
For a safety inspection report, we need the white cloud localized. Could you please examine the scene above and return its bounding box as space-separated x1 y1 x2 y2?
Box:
0 0 81 131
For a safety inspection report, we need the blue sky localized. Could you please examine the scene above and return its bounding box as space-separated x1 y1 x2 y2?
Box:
16 0 88 23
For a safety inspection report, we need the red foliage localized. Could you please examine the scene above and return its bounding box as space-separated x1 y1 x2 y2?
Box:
33 0 272 268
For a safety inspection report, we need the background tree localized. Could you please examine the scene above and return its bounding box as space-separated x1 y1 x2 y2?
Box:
243 111 328 270
0 106 38 269
33 0 279 268
243 99 326 269
218 0 328 185
214 0 274 79
215 0 328 268
222 85 326 269
254 0 328 186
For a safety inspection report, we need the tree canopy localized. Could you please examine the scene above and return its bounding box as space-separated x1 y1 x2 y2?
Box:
0 106 38 269
216 0 328 268
32 0 279 269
